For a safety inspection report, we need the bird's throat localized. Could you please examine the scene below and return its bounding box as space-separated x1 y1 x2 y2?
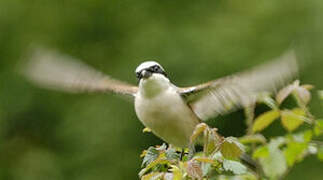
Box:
139 74 170 98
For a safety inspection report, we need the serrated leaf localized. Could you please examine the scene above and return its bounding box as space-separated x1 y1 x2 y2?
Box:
186 160 203 179
259 138 287 178
284 142 307 166
222 159 247 175
212 151 224 161
201 163 212 177
205 128 222 155
294 86 311 106
190 123 208 144
220 137 244 159
281 108 305 132
141 147 159 167
276 81 299 105
205 138 216 156
165 147 180 160
253 146 269 159
141 172 163 180
260 149 287 178
261 146 287 178
252 110 280 133
156 143 167 151
239 134 266 144
314 119 323 136
139 156 169 177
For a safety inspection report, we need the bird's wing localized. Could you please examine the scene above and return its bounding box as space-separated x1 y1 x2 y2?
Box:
178 50 298 121
22 48 138 97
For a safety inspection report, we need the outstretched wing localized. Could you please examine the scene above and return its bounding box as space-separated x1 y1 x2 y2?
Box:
179 50 298 121
22 48 138 97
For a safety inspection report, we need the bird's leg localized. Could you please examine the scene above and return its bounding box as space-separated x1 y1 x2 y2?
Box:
180 149 185 160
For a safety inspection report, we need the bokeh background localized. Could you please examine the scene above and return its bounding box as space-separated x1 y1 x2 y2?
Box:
0 0 322 179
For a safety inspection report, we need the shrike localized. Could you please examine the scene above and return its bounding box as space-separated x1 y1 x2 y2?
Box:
23 48 298 148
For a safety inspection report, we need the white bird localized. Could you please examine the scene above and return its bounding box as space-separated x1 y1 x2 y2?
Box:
23 48 298 148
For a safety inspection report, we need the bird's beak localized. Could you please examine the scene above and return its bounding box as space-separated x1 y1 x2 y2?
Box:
141 70 152 79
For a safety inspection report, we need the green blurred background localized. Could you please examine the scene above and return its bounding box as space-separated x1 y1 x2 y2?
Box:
0 0 322 179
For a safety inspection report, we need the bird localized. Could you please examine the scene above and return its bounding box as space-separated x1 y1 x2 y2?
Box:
22 48 298 148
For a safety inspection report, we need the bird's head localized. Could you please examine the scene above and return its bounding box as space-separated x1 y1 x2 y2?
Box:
135 61 167 80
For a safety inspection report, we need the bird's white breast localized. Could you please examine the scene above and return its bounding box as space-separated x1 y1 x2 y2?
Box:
134 74 199 147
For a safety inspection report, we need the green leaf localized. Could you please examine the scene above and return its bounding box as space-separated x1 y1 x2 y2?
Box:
284 142 307 166
252 110 280 133
239 134 266 144
165 147 180 160
314 119 323 136
281 108 305 132
231 173 258 180
294 86 311 106
139 156 169 177
269 137 286 149
257 92 278 109
212 151 224 161
220 137 244 159
169 165 183 180
141 147 159 167
194 157 215 164
156 143 168 151
260 148 287 179
222 159 247 175
291 130 313 143
303 130 313 143
141 172 163 180
258 138 287 178
318 90 323 100
205 128 222 155
201 163 212 177
190 123 208 144
276 80 299 105
253 146 269 159
318 146 323 161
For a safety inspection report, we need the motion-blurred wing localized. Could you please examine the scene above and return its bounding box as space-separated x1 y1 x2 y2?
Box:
22 48 138 96
179 51 298 121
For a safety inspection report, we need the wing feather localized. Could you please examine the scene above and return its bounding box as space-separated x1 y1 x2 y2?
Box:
22 48 138 96
179 50 298 121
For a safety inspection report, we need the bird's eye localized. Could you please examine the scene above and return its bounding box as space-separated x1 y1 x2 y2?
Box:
153 65 159 71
